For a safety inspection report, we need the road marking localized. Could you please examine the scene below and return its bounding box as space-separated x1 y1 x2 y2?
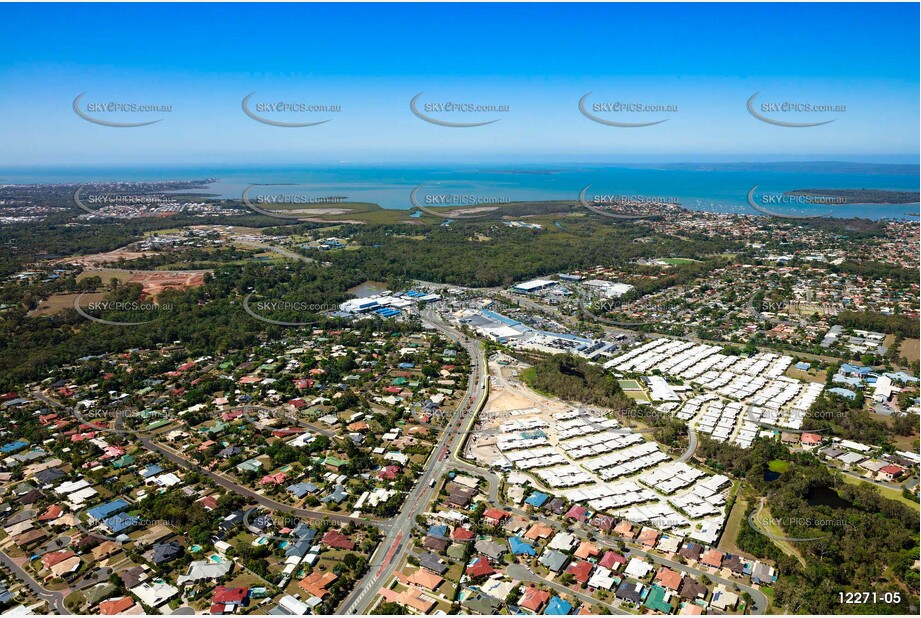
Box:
375 530 403 578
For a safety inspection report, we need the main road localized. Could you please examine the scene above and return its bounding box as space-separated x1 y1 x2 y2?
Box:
30 303 764 615
343 304 767 615
30 308 489 616
340 306 489 614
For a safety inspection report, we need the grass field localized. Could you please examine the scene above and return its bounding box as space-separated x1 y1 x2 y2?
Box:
768 460 790 473
900 338 920 363
77 268 135 283
28 291 107 316
784 365 827 384
717 497 758 560
141 227 184 237
890 431 919 452
841 474 919 511
624 390 651 402
660 257 700 265
618 379 643 390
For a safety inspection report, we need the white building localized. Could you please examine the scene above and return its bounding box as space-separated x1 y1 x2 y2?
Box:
513 279 557 293
583 280 635 298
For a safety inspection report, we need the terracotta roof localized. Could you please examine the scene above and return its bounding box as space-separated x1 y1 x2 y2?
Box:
452 527 475 540
37 504 63 522
680 603 704 615
599 550 628 569
483 508 510 521
519 587 551 612
41 550 75 568
655 566 683 591
614 520 635 538
197 496 218 511
299 571 338 598
574 540 600 559
322 530 355 550
700 548 725 568
99 597 135 615
377 586 435 613
406 568 444 591
524 523 553 540
567 560 594 583
466 556 495 578
213 586 248 604
638 526 660 546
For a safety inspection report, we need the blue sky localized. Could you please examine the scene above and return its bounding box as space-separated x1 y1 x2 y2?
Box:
0 2 917 166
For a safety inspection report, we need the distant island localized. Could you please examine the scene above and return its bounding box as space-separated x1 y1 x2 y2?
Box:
618 161 918 175
785 188 921 204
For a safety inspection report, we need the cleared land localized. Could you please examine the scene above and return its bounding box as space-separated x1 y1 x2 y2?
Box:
76 269 208 297
753 502 805 567
900 338 920 363
54 248 148 267
77 269 135 283
128 270 207 296
27 292 107 316
717 496 758 560
784 365 827 384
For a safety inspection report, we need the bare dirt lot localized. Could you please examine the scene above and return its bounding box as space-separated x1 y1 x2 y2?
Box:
76 268 208 298
54 248 148 267
128 270 207 297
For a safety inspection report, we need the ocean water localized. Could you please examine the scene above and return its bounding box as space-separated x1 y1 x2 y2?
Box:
2 164 918 220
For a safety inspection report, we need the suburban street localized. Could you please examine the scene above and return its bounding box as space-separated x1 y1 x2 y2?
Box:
451 447 768 615
507 563 629 614
0 550 69 615
32 391 372 529
27 305 770 616
344 304 768 614
340 307 489 613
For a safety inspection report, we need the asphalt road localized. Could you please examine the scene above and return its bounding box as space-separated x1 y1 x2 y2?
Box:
33 391 373 529
679 427 699 463
459 462 768 615
140 438 370 527
344 305 767 615
507 563 628 614
340 308 488 614
0 550 69 614
29 307 769 616
32 318 488 617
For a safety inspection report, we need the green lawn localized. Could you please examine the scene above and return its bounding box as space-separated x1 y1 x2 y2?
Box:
661 257 700 265
624 390 651 402
841 474 919 511
767 460 790 473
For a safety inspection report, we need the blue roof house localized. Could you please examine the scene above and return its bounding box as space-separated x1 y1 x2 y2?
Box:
545 596 573 615
525 492 549 508
509 536 536 556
